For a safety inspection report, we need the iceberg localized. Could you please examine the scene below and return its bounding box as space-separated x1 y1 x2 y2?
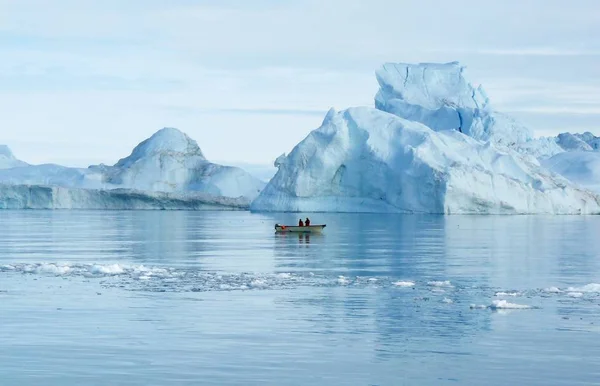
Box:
251 107 599 214
543 151 600 194
0 128 265 209
509 137 565 161
251 61 600 214
374 62 533 145
537 132 600 194
509 132 600 161
95 128 265 199
556 132 600 152
0 145 28 169
373 62 572 162
0 184 249 210
0 163 104 188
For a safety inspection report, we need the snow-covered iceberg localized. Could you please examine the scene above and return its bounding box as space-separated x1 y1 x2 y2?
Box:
0 128 265 209
251 61 600 214
93 128 265 199
251 107 599 214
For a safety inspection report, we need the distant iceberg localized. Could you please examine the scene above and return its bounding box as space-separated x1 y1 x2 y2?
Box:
556 132 600 152
95 128 265 199
531 132 600 193
0 145 28 169
543 151 600 194
251 61 600 214
511 131 600 161
0 184 249 210
0 128 264 209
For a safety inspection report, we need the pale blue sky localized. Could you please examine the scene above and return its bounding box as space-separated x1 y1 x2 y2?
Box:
1 0 599 167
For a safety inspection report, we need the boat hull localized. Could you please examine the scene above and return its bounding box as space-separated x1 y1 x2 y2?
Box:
274 224 326 233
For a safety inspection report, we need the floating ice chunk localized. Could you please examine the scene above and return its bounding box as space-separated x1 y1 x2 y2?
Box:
544 286 562 293
494 291 520 297
249 279 268 289
38 263 72 275
567 283 600 293
427 280 453 287
393 281 415 287
567 292 584 298
489 300 533 310
442 298 453 304
90 264 125 275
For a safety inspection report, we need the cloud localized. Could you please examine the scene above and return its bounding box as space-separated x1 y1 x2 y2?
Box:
428 47 600 57
477 48 600 57
479 78 600 115
170 108 328 116
1 0 599 165
507 107 600 115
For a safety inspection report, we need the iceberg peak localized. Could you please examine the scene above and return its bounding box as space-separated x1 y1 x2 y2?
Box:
375 61 488 112
374 61 532 145
0 144 28 169
556 132 600 152
0 145 16 159
115 127 205 167
322 108 337 125
274 153 287 168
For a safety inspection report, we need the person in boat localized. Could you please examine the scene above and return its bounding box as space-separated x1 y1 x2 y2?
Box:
305 217 310 226
298 219 304 226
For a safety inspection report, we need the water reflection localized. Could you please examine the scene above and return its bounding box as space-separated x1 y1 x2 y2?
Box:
269 214 495 364
274 231 325 246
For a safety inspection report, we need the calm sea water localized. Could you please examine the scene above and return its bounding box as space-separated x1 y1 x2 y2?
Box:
1 211 600 385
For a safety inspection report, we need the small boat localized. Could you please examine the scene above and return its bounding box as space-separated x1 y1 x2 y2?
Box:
274 223 326 233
